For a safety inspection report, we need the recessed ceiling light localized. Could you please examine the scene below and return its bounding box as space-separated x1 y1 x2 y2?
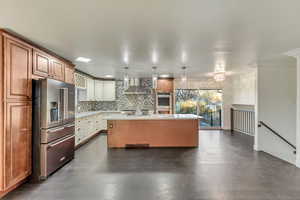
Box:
76 57 91 63
105 75 113 78
160 74 169 78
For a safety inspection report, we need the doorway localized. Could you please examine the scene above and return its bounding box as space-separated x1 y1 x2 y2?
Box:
175 89 223 129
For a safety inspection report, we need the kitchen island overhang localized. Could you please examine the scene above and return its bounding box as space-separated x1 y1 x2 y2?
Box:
105 114 201 148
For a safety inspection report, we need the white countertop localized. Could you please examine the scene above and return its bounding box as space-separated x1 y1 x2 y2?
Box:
76 110 121 119
104 114 202 120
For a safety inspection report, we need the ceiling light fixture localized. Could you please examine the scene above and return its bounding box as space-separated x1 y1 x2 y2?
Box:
213 63 226 82
105 75 113 78
152 51 158 64
123 67 129 90
76 57 91 63
181 66 187 82
123 52 129 65
181 51 187 64
152 66 158 89
160 74 169 78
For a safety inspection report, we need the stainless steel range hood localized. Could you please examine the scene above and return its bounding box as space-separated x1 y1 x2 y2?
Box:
124 78 152 95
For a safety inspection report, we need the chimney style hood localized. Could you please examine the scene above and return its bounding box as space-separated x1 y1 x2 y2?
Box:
124 78 152 95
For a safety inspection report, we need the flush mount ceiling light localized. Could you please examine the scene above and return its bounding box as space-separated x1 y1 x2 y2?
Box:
75 57 91 63
181 66 187 81
152 66 158 89
123 67 129 90
105 75 113 78
160 74 169 78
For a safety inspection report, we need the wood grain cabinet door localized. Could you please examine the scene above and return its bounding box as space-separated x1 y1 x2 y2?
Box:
64 64 74 84
157 79 174 93
51 59 65 81
4 102 32 189
4 37 32 100
32 49 51 78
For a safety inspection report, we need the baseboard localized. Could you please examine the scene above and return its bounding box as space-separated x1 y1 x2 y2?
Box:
75 132 101 150
0 178 28 198
253 143 260 151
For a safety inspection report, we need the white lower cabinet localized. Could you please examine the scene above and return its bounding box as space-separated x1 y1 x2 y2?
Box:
75 112 117 147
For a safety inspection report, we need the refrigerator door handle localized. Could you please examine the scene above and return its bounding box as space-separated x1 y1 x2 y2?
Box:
47 126 65 133
60 88 69 121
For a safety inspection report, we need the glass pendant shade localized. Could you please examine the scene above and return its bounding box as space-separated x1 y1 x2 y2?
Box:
181 66 187 82
123 67 129 89
152 66 158 89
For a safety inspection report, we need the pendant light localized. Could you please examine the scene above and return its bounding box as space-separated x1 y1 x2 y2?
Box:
213 63 226 82
181 66 187 81
123 67 129 90
152 66 158 89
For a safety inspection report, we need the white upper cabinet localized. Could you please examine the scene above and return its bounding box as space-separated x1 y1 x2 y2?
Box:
86 78 95 101
94 80 116 101
102 81 116 101
94 80 104 101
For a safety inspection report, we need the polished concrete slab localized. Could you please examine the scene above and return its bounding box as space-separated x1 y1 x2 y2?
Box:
4 130 300 200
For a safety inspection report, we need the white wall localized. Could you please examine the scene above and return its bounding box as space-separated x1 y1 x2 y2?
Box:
257 66 296 164
230 70 256 105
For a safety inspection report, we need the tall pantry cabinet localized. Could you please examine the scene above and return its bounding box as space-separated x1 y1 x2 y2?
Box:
0 29 75 197
0 32 33 197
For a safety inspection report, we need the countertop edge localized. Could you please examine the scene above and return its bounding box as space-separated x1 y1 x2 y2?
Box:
75 111 122 119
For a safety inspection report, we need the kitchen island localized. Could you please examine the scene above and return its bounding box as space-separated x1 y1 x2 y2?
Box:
105 114 201 148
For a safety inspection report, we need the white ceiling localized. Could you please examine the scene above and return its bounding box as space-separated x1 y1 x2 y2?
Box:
0 0 299 78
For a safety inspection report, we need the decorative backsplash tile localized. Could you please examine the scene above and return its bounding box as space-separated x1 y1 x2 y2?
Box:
76 78 155 113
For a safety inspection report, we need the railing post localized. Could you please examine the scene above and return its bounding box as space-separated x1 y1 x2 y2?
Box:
219 109 222 127
230 108 234 134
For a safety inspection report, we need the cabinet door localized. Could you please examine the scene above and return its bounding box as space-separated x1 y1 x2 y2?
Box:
51 59 65 81
4 36 32 100
4 102 32 189
102 81 115 101
86 78 95 101
157 79 174 93
94 80 103 101
32 49 51 78
64 64 74 84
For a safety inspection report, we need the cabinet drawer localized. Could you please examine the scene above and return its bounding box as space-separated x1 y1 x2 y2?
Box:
41 135 74 178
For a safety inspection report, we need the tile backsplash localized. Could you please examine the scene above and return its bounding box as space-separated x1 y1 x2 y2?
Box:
76 78 155 113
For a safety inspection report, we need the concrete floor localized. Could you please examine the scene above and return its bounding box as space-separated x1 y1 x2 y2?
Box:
4 130 300 200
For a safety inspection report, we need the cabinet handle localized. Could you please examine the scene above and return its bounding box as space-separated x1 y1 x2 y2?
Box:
60 156 66 162
65 124 75 128
77 128 80 131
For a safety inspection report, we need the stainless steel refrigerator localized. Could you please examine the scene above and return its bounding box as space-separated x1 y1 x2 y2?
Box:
32 78 75 181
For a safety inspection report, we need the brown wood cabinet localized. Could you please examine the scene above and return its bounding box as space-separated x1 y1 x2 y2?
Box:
0 29 75 197
4 102 32 189
33 49 67 82
156 78 174 93
33 49 51 78
64 64 75 84
51 58 65 81
4 35 32 100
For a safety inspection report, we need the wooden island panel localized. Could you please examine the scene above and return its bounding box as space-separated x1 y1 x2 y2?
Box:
107 119 199 148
